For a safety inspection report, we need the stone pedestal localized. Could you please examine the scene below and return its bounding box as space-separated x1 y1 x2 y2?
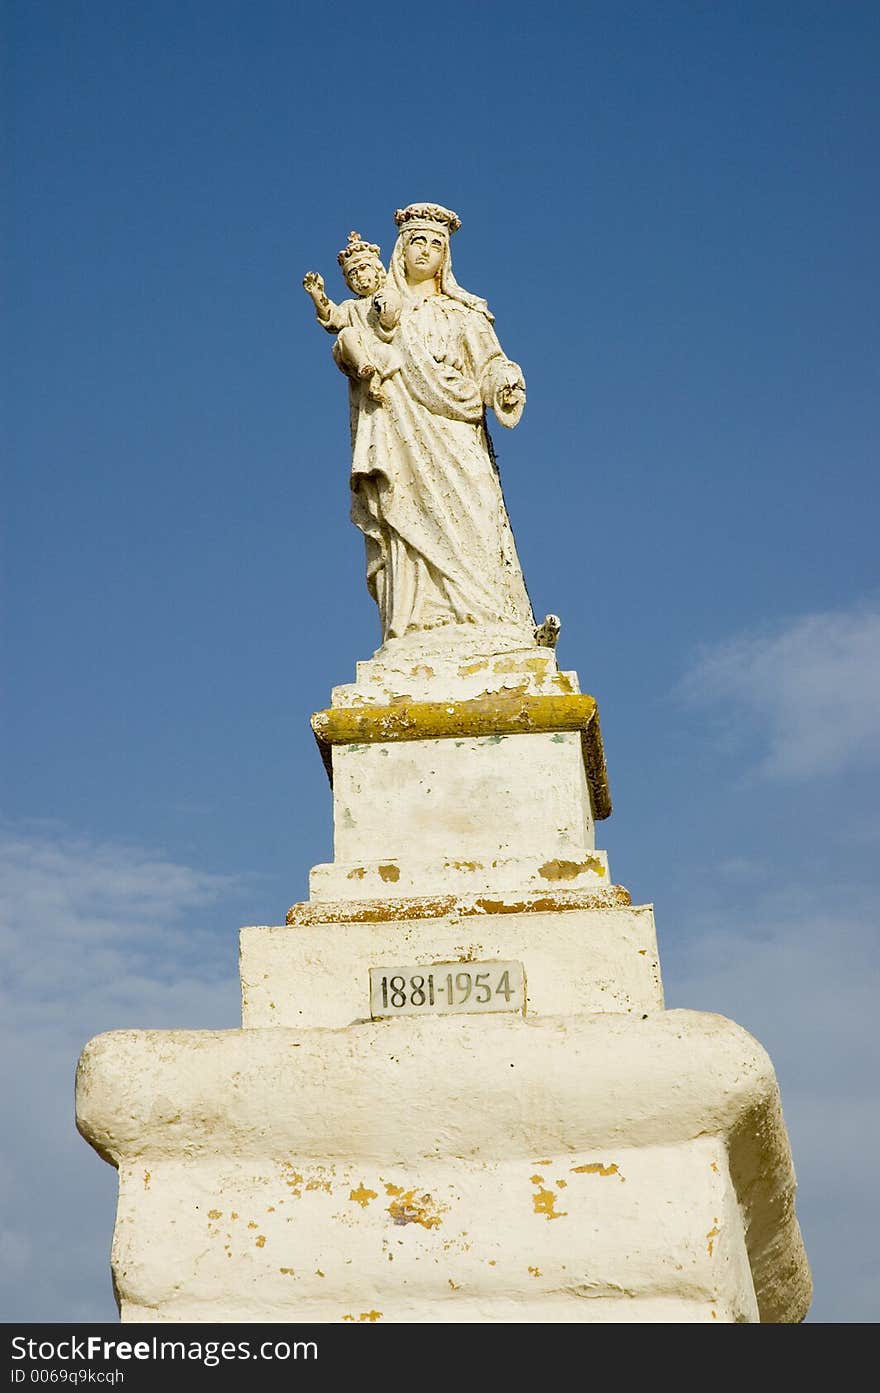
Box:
76 643 812 1323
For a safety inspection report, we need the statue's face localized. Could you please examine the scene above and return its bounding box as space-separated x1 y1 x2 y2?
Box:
346 258 383 296
404 231 446 283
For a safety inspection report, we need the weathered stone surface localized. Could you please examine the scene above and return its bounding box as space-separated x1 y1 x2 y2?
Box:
241 900 662 1028
76 1011 811 1324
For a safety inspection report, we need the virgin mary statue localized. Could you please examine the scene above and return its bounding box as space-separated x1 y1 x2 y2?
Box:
345 203 536 651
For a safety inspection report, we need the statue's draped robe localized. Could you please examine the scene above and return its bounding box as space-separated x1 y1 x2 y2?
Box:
348 292 534 642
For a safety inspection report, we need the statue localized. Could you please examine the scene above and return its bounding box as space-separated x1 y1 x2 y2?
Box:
304 203 536 650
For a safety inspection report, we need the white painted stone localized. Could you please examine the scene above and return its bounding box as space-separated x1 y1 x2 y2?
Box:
325 732 595 877
75 1011 811 1324
240 902 662 1028
310 851 609 903
332 644 580 708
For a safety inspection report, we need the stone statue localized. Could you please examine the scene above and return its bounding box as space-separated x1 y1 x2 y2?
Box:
304 202 535 650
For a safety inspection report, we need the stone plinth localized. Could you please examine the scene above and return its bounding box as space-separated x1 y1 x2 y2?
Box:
75 641 811 1322
76 1012 810 1324
241 890 660 1028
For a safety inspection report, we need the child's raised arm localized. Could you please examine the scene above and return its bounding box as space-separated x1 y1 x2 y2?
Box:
302 271 345 332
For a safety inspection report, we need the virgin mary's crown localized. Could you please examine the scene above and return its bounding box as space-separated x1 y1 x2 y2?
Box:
394 203 462 236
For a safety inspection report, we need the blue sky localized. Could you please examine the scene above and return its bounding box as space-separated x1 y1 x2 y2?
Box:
5 0 879 1322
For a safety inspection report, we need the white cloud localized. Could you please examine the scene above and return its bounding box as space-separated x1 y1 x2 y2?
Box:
679 604 880 778
0 828 243 1320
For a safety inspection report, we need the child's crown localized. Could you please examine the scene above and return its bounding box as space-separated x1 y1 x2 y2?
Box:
337 231 382 268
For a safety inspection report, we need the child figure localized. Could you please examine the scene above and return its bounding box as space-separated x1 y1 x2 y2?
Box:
303 231 401 403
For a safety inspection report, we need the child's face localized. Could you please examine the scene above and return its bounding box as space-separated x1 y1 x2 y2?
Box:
345 258 382 297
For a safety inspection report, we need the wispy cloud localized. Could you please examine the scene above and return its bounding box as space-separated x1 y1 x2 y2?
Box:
679 604 880 779
0 828 243 1320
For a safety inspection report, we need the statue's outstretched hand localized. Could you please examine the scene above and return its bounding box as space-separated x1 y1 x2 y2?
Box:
303 271 326 300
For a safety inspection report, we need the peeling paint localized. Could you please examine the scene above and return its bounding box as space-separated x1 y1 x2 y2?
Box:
286 884 630 925
538 856 604 881
707 1221 720 1256
532 1188 567 1221
349 1184 378 1208
387 1189 447 1229
571 1162 623 1180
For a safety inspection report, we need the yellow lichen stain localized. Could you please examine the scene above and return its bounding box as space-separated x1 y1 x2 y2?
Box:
281 1164 304 1197
556 1179 568 1188
409 665 434 678
143 1171 151 1190
638 949 647 955
305 1178 333 1193
280 1267 295 1276
347 867 367 880
711 1309 717 1319
530 1174 545 1185
448 1279 461 1291
458 659 488 676
247 1221 258 1229
488 1260 497 1266
532 1188 567 1221
533 1160 552 1167
571 1162 622 1180
446 860 482 872
384 1182 404 1197
349 1183 378 1208
286 883 630 927
207 1209 222 1220
706 1221 720 1256
342 1315 355 1322
255 1235 266 1248
538 856 604 881
316 1269 325 1278
710 1161 719 1174
378 864 401 883
528 1266 542 1278
230 1212 239 1221
266 1206 275 1213
387 1190 447 1229
359 1311 382 1322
